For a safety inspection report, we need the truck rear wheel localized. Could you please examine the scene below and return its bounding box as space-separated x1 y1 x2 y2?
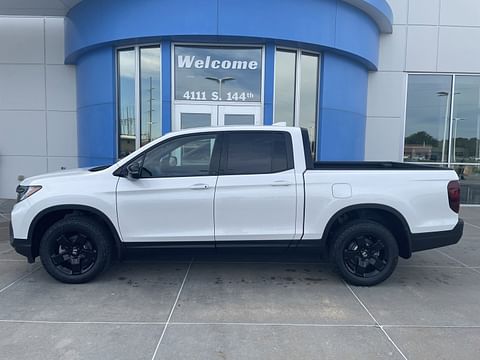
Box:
39 216 112 284
332 220 398 286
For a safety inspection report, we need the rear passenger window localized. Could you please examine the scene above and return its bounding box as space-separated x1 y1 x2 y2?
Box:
223 132 293 175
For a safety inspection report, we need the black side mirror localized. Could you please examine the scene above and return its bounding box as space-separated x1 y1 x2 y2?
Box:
126 163 141 179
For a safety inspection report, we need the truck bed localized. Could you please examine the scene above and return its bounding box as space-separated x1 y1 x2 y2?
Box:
311 161 445 170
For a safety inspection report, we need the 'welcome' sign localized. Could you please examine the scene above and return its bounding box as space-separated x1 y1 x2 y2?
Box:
174 46 262 102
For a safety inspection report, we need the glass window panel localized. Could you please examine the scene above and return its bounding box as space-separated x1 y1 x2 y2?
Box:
451 76 480 164
224 132 290 175
118 49 136 158
454 165 480 204
140 46 161 147
224 114 255 126
180 113 212 129
174 46 262 102
141 134 217 177
298 53 319 155
274 50 296 126
404 75 453 163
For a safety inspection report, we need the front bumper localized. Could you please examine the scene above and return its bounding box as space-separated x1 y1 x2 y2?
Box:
411 219 464 252
9 222 35 263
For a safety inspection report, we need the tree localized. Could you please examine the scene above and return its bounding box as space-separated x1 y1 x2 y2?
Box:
405 131 439 146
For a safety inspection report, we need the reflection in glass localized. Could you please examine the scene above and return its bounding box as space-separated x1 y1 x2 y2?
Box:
274 50 296 126
174 46 262 102
452 76 480 163
141 134 217 177
404 75 453 163
454 165 480 204
180 113 212 129
140 47 161 147
118 49 136 158
299 53 319 155
224 114 255 126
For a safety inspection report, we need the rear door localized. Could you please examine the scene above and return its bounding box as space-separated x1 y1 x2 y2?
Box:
214 131 298 243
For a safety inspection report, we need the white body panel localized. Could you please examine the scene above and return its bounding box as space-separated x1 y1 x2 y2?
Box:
303 169 459 240
116 176 217 242
214 169 298 241
10 126 460 250
11 168 119 240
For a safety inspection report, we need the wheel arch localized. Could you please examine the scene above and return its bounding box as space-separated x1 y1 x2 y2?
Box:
322 204 413 259
28 205 122 260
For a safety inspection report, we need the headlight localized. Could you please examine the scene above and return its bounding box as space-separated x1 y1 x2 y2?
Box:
16 185 42 203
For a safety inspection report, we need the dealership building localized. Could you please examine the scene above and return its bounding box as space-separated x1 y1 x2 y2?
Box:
1 0 480 203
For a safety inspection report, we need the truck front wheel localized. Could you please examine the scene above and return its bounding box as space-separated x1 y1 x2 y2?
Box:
332 220 399 286
39 216 112 284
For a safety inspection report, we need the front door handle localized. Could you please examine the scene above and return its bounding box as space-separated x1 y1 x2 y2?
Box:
271 180 293 186
190 183 210 190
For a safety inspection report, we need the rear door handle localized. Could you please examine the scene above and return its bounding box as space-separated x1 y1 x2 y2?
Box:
190 183 210 190
271 180 293 186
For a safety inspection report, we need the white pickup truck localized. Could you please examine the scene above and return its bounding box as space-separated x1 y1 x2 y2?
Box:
10 126 463 286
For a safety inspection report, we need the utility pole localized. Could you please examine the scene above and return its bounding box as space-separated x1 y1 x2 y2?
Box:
147 76 154 143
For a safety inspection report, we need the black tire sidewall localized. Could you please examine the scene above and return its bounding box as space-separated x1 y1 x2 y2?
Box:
39 217 111 284
333 220 399 287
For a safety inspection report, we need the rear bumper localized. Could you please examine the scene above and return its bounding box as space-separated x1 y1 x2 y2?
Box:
9 222 35 263
411 219 464 253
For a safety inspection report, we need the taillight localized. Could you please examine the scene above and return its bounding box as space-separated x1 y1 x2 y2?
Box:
447 180 460 213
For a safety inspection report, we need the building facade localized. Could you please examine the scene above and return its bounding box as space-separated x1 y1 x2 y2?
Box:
1 0 480 204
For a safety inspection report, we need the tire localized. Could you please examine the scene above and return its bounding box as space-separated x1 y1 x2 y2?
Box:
39 216 112 284
332 220 398 286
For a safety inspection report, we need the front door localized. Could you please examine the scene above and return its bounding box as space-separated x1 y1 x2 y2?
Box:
173 104 217 131
218 106 262 126
116 132 220 243
174 104 262 131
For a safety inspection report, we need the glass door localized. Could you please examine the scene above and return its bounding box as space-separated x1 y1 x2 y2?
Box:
173 104 217 131
218 106 262 126
174 104 262 130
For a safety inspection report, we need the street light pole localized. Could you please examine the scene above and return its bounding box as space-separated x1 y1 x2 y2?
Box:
437 91 451 163
452 117 465 163
205 76 234 101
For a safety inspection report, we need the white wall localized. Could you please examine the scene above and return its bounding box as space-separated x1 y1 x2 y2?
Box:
0 16 77 199
365 0 480 161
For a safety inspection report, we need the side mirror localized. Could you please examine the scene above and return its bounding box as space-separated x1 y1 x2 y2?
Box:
126 162 141 179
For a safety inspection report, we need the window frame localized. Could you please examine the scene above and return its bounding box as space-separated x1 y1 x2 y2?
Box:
273 47 321 158
403 73 480 168
218 130 294 176
116 44 162 158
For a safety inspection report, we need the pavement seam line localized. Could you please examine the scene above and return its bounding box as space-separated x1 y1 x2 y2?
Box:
435 249 480 275
0 213 10 221
0 266 40 295
345 282 409 360
382 324 480 329
150 260 193 360
170 322 377 327
0 319 167 325
464 221 480 231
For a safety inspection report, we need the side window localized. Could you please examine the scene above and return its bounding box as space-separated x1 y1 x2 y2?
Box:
223 132 292 175
140 133 218 178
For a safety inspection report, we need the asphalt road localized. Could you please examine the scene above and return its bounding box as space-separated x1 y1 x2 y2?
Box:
0 202 479 359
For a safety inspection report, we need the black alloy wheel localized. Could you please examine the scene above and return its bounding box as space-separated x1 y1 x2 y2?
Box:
332 220 399 286
343 234 388 279
39 216 112 284
50 232 97 276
